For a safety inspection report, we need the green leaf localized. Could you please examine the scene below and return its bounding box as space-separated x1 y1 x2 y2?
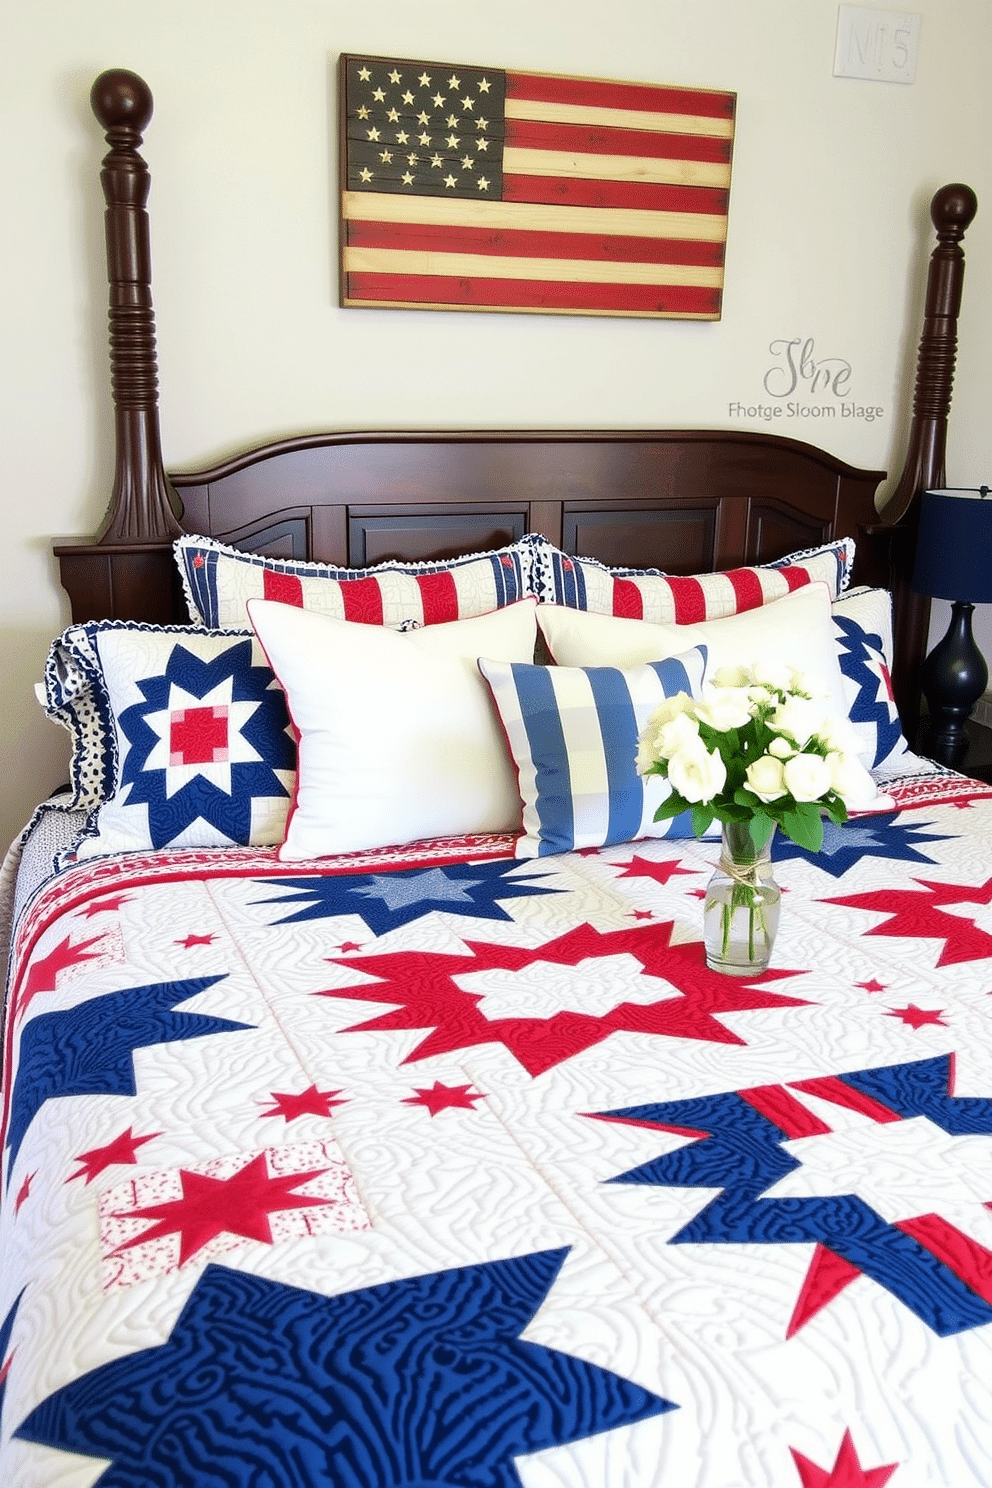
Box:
692 805 715 837
715 802 751 823
782 804 823 853
733 787 761 809
823 795 849 825
749 812 775 851
652 793 692 823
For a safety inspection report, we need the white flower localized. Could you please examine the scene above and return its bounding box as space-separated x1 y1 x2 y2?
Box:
636 695 703 772
790 669 829 700
752 659 796 692
636 734 659 775
768 735 795 759
769 696 826 749
745 753 788 801
653 710 701 759
712 664 752 689
644 692 694 735
826 749 878 808
747 685 773 705
816 712 868 759
667 738 727 803
783 751 833 802
694 686 754 732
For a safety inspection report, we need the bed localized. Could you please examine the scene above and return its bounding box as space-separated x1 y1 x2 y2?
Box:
2 64 989 1487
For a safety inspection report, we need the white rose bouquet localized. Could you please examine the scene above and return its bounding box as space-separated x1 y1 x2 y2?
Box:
637 662 876 853
637 662 876 973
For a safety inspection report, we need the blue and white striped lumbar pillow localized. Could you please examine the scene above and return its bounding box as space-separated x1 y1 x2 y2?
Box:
478 649 708 858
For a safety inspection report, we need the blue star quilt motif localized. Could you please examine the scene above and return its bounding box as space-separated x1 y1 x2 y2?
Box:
257 857 563 933
16 1253 673 1486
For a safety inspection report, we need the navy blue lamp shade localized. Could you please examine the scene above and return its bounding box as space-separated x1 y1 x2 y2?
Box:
912 487 992 762
912 488 992 603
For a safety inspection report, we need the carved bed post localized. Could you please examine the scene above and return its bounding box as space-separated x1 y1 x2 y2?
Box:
54 71 184 622
90 68 180 542
878 183 978 731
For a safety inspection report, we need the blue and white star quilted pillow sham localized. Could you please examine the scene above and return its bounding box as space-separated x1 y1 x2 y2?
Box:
831 586 911 774
42 622 296 858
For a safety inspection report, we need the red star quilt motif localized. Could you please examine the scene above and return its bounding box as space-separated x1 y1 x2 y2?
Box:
323 920 807 1076
790 1429 898 1486
99 1143 371 1287
828 875 992 964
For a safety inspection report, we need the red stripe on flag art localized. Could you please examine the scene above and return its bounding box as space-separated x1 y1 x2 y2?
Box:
340 54 735 319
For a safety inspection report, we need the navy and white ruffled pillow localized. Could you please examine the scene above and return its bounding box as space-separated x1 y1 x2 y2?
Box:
41 621 295 861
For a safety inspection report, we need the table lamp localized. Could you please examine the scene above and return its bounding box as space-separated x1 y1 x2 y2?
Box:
912 486 992 765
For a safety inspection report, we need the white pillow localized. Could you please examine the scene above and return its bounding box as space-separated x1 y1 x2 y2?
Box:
247 597 538 859
537 583 850 723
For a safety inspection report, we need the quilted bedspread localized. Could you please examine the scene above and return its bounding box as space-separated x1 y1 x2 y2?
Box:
5 773 992 1487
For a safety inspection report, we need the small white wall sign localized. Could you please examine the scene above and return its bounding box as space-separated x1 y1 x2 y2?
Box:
834 5 921 83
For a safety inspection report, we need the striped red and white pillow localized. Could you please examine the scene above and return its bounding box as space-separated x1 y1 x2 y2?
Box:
533 538 854 622
176 534 541 630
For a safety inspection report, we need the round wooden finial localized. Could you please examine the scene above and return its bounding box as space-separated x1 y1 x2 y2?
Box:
931 182 978 236
90 69 153 133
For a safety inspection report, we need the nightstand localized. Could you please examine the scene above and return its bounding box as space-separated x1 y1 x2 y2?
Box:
917 715 992 784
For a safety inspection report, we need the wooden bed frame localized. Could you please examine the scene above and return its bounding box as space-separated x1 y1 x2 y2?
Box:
54 68 979 737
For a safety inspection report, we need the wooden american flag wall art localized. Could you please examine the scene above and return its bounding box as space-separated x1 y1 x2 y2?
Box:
339 54 736 319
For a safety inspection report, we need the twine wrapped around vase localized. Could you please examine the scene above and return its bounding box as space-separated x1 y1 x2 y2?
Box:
704 821 781 975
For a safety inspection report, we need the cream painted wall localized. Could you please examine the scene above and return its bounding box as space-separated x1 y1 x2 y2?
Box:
2 0 990 852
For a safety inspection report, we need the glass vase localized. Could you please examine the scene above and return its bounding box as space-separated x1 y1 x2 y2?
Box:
703 820 781 976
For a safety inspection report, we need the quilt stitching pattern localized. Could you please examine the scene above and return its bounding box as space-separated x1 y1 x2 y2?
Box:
7 774 992 1485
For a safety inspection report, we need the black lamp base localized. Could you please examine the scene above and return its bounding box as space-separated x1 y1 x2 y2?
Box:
921 601 989 768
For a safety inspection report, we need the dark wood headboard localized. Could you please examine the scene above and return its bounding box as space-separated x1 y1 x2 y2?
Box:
54 422 887 627
54 68 978 738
